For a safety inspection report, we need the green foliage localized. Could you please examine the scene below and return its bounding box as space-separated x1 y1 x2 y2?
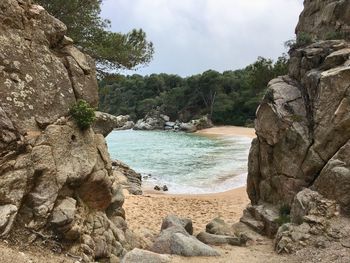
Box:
325 31 349 40
285 32 313 49
70 100 96 130
297 32 313 47
99 56 289 125
35 0 154 74
275 204 291 226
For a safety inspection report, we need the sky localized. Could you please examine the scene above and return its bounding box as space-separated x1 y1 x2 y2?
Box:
101 0 304 77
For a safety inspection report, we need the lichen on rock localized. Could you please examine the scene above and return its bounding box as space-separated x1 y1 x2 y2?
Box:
0 0 134 261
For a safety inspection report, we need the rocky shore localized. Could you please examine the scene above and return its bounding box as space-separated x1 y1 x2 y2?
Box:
1 0 350 262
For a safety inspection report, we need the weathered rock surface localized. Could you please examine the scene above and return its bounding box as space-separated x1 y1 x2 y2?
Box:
247 39 350 210
161 215 193 235
112 160 142 195
197 231 246 246
122 248 171 263
0 1 134 261
244 0 350 257
205 217 235 236
275 189 347 254
93 112 130 137
134 108 213 132
152 215 219 257
296 0 350 40
134 109 169 131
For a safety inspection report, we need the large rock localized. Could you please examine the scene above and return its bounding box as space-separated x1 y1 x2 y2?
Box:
296 0 350 40
247 40 350 209
206 217 235 236
134 109 169 131
161 215 193 235
244 2 350 257
93 112 130 137
112 160 142 195
275 189 345 254
122 248 171 263
152 215 219 257
197 231 246 246
0 1 133 261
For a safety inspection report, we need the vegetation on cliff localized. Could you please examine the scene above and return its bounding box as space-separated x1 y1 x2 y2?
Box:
98 56 288 126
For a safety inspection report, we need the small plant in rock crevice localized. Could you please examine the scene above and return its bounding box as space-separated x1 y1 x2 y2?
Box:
70 99 96 130
275 204 291 226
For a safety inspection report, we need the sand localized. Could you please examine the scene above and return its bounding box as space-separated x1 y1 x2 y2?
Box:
125 187 249 235
123 126 295 262
124 125 254 234
196 125 256 138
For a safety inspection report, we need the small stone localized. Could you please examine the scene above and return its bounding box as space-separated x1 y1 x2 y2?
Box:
154 185 161 191
162 185 168 191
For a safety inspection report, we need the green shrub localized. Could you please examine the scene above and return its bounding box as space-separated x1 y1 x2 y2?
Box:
275 204 291 226
296 32 313 47
285 32 313 49
70 100 96 130
325 31 349 40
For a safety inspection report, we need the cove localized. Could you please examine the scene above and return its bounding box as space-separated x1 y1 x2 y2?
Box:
106 130 252 194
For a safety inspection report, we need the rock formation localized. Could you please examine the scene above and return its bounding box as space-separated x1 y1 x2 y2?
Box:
152 215 220 257
93 112 132 137
0 1 133 261
296 0 350 40
133 108 213 132
244 0 350 255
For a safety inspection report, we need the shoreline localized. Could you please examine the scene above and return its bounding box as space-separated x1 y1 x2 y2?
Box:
124 125 253 237
141 125 255 197
196 125 256 138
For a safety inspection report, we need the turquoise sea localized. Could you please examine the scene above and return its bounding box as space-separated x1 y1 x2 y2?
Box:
106 130 252 194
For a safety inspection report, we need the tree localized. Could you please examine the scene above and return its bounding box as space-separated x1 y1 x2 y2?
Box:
35 0 154 74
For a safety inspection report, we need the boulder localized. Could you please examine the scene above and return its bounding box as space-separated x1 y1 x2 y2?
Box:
206 217 235 236
133 109 169 130
240 204 279 238
197 232 247 246
93 112 130 137
179 122 197 133
122 248 171 263
275 189 346 254
50 197 76 227
161 215 193 235
152 215 219 257
152 231 220 257
115 121 135 131
112 160 142 195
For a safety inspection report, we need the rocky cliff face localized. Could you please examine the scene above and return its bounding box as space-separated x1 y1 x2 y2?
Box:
245 0 350 250
0 1 132 261
296 0 350 40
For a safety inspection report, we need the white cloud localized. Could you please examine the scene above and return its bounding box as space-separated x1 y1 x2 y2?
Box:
101 0 304 76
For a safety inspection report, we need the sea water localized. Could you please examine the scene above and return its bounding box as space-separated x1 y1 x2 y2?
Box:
106 130 252 194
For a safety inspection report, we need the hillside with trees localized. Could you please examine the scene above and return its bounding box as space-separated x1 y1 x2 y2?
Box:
99 55 288 126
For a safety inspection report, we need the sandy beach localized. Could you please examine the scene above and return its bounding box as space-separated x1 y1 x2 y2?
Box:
123 126 295 262
124 126 254 234
124 187 249 235
196 125 256 138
